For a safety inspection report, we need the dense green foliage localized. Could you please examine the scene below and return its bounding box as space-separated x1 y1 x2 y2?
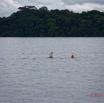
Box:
0 6 104 37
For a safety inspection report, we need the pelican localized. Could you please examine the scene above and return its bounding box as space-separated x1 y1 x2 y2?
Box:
71 54 74 58
71 53 75 58
49 52 53 58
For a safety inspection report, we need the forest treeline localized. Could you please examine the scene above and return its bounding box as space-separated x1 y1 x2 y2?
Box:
0 6 104 37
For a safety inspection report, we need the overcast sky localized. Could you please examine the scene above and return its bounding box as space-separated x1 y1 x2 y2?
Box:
0 0 104 17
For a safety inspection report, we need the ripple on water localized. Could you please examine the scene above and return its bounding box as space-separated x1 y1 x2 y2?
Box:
0 38 104 103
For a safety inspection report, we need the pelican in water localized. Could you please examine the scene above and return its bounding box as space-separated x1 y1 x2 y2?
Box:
49 52 53 58
71 53 76 59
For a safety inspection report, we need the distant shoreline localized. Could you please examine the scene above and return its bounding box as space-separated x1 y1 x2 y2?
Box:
0 6 104 37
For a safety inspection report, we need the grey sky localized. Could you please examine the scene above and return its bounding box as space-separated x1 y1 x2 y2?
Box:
61 0 104 4
0 0 104 17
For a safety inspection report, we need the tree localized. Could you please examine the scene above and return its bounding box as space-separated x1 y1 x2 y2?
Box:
39 6 48 11
18 6 37 11
0 6 104 37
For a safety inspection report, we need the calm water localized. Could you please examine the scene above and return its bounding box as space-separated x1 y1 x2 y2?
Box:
0 38 104 103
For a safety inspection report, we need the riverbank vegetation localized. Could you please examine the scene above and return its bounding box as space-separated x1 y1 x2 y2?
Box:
0 6 104 37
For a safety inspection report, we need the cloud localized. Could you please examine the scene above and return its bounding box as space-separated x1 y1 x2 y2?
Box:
64 3 104 13
60 0 104 12
61 0 104 5
16 0 65 9
0 0 21 17
0 0 104 17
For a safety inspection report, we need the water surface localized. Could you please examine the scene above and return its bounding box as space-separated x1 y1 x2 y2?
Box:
0 38 104 103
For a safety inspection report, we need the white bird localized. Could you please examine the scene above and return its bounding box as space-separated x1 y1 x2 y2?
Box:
49 52 53 58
